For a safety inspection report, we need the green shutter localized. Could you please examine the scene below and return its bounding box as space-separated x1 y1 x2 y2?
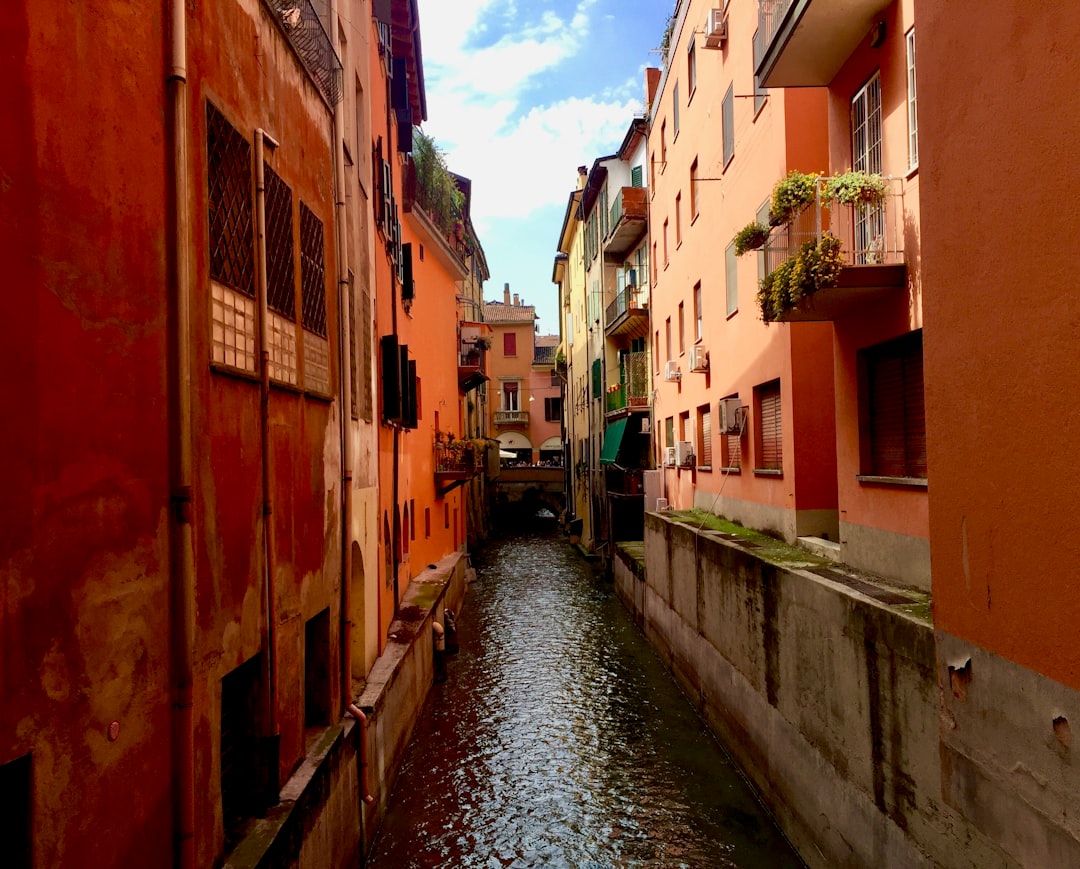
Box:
631 165 643 187
592 358 602 400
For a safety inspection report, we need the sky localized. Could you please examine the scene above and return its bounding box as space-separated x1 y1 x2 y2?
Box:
414 0 673 336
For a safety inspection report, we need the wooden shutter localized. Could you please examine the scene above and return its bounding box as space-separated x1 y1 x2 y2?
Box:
868 332 925 477
700 407 712 467
592 358 602 399
503 331 516 356
758 380 782 470
631 165 643 187
380 335 401 421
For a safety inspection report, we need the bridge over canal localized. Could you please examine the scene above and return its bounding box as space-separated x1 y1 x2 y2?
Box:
491 466 565 522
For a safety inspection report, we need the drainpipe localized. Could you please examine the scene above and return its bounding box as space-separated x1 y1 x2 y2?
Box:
329 0 355 718
255 129 280 740
167 1 195 866
346 704 376 804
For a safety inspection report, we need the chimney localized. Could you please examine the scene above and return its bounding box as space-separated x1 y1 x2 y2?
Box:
503 282 510 305
513 293 519 306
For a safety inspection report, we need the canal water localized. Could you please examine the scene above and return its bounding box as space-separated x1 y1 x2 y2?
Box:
367 526 804 868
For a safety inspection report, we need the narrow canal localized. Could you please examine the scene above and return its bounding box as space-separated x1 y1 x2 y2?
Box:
367 526 804 868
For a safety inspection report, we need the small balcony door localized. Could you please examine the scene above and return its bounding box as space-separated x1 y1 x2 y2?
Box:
851 74 884 264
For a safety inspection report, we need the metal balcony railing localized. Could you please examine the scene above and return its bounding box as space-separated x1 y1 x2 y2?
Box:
494 409 529 426
605 351 650 413
264 0 343 105
434 442 478 476
763 177 905 276
605 284 647 327
757 0 795 69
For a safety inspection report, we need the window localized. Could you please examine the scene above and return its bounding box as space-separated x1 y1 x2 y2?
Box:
207 102 256 373
725 242 738 316
675 193 682 246
652 241 658 282
697 404 712 468
906 28 918 171
678 302 685 354
299 201 330 394
660 121 667 171
754 380 782 472
687 40 697 96
678 411 690 442
265 163 298 385
756 200 771 283
304 609 332 728
654 330 660 372
503 331 517 356
348 272 359 417
852 73 884 262
0 753 31 869
693 282 703 341
665 416 675 451
444 502 450 529
424 507 431 538
673 82 680 138
544 396 562 422
410 498 416 539
722 84 735 167
665 317 672 361
752 30 768 114
221 655 264 847
650 151 656 188
689 158 699 220
663 219 669 266
503 381 520 411
631 164 643 187
360 276 373 421
862 331 926 478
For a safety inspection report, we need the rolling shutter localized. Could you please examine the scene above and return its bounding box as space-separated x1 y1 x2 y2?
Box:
758 380 782 471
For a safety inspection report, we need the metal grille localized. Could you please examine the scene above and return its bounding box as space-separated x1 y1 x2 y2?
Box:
852 75 884 265
263 0 343 105
299 201 327 337
264 164 295 318
206 103 254 296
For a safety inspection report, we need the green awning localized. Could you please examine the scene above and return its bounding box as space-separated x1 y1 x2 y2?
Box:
599 418 628 466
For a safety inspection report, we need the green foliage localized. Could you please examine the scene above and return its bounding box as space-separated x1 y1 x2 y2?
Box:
412 128 465 238
733 221 771 256
768 171 819 225
823 170 889 207
757 235 844 322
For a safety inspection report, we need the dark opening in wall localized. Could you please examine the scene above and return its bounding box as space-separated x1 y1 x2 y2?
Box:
0 753 31 869
305 608 333 728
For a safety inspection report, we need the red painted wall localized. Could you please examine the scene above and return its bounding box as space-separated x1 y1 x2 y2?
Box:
920 1 1080 689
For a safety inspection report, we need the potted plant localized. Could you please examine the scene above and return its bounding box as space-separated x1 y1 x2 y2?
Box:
757 234 844 322
823 170 889 208
768 171 820 225
733 221 771 256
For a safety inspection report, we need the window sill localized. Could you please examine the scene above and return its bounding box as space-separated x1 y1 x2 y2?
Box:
856 474 927 489
304 388 334 403
753 468 782 477
210 361 259 384
905 164 919 181
726 308 738 321
753 96 768 122
719 466 741 474
696 465 712 472
270 379 304 395
690 212 700 226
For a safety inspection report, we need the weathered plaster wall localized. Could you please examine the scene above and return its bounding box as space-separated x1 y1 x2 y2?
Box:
618 514 1015 868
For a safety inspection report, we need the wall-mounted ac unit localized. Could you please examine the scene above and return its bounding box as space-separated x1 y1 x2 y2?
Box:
640 417 652 434
664 446 677 467
705 8 728 47
664 360 681 382
675 440 694 468
689 344 709 372
719 397 743 434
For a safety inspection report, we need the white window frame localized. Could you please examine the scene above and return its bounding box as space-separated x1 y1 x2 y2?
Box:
906 28 918 171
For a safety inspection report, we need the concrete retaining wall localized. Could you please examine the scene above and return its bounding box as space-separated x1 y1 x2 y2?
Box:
614 514 1013 869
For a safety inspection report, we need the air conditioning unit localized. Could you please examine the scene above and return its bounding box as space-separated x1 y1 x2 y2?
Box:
664 360 681 382
675 440 694 468
664 446 677 467
689 344 709 372
655 497 669 511
719 397 743 434
705 8 728 47
640 417 652 434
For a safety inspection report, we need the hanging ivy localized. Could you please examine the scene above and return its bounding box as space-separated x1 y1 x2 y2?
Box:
757 235 844 322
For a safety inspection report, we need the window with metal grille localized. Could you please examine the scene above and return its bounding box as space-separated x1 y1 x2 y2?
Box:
863 331 926 478
852 73 884 263
207 103 254 296
722 84 735 167
755 379 782 472
0 753 31 869
503 332 516 356
697 405 712 468
221 655 263 847
299 202 327 337
544 397 562 422
265 164 298 385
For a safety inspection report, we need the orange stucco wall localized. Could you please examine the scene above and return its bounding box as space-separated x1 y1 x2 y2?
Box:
920 2 1080 689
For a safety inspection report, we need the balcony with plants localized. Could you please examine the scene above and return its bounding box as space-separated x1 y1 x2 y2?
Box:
605 269 648 338
406 129 475 271
736 170 906 323
434 435 484 496
458 324 490 392
603 187 649 260
755 0 894 88
605 351 651 418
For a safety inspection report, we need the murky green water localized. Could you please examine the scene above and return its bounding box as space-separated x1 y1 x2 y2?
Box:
367 528 804 868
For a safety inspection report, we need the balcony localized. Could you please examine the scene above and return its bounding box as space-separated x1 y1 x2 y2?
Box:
763 178 906 322
264 0 343 104
603 187 648 259
756 0 894 88
434 440 481 496
605 351 651 418
494 409 529 427
605 284 649 339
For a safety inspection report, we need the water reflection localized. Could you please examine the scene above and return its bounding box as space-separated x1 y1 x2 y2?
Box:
367 530 803 868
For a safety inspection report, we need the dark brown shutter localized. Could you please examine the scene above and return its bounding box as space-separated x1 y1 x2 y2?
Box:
380 335 401 421
869 332 925 477
758 380 782 470
700 407 712 467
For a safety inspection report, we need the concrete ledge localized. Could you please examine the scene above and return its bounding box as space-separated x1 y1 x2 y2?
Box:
798 535 841 562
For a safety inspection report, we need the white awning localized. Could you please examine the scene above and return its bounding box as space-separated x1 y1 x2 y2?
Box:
497 432 533 450
539 437 563 451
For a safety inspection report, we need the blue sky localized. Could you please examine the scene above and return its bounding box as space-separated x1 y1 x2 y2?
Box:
414 0 672 336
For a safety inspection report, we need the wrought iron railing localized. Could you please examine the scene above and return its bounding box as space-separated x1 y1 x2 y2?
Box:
756 0 795 73
434 442 477 476
605 351 650 412
264 0 343 105
763 177 904 275
494 410 529 425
